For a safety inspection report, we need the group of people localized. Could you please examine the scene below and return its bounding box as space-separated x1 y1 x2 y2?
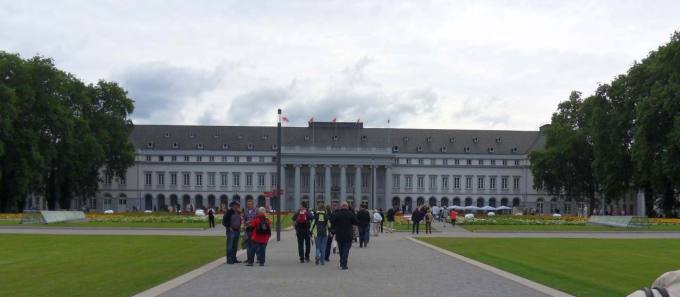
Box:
222 199 272 266
410 205 459 234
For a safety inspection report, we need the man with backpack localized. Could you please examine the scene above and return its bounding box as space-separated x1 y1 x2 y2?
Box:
311 204 329 265
222 200 242 264
246 207 271 266
424 207 433 234
386 206 396 233
292 201 313 263
356 204 371 247
412 206 423 234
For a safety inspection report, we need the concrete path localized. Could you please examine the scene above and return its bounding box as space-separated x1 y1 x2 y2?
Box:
159 232 550 297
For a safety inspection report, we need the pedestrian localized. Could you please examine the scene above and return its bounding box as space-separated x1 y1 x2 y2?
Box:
386 206 396 233
311 204 329 265
412 206 423 234
207 207 215 228
424 207 433 234
379 208 385 233
292 201 313 263
357 204 371 247
450 209 458 226
222 200 242 264
243 199 257 262
372 209 382 236
331 201 358 270
246 207 271 266
324 205 335 262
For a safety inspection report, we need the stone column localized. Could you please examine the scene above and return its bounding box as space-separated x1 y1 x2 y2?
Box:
354 165 362 207
371 165 377 210
309 165 316 208
324 165 332 207
294 165 301 211
385 166 392 210
340 165 347 202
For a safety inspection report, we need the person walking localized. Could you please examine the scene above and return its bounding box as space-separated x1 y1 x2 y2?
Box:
386 207 396 233
324 205 335 262
450 209 458 227
424 207 433 234
412 206 423 234
331 201 358 270
246 207 271 266
372 209 382 236
292 201 313 263
243 199 257 264
222 201 242 264
207 207 215 228
356 204 371 247
311 204 329 265
378 208 385 233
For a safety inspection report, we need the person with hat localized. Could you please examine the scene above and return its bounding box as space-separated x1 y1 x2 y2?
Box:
222 200 243 264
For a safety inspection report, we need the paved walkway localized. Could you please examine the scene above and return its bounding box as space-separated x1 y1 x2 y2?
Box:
159 232 550 297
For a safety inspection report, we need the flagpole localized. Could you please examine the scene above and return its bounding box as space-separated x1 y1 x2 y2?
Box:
276 108 282 242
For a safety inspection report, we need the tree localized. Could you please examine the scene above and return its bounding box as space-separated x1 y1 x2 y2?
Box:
0 52 135 212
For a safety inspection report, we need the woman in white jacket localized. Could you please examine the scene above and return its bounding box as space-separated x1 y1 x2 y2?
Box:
372 209 382 236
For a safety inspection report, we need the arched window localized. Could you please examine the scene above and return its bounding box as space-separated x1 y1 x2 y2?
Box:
488 197 496 208
512 197 521 207
500 197 508 207
476 197 485 208
441 197 449 207
464 197 473 206
536 198 544 214
428 197 437 207
392 197 401 207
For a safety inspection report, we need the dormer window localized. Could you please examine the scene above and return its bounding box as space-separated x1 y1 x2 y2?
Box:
392 146 400 152
472 137 479 143
403 136 409 143
272 144 278 150
496 137 502 143
237 135 243 140
164 132 170 138
172 143 179 149
189 133 195 139
147 142 154 148
247 143 254 150
332 135 339 141
449 137 456 143
511 147 518 153
426 137 432 143
488 147 495 153
417 145 423 152
261 135 269 140
361 135 367 141
304 135 310 141
196 143 204 149
440 146 448 153
222 143 229 150
213 134 219 139
464 146 471 153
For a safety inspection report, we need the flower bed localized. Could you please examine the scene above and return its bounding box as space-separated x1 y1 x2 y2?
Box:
460 215 587 225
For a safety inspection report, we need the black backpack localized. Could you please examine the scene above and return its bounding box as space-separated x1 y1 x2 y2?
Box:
256 219 271 235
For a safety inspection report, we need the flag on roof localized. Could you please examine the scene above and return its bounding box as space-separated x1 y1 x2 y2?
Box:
332 117 337 123
282 116 289 122
308 117 314 123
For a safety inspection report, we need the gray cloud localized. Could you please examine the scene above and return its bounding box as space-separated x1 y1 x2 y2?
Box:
115 62 226 120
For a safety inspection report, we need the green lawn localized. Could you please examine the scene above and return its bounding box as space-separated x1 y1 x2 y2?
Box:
461 224 680 232
0 220 207 229
419 237 680 297
0 234 225 297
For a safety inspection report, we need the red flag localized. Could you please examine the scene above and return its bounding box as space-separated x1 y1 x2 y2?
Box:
357 118 360 123
332 117 337 123
308 117 314 124
282 116 289 122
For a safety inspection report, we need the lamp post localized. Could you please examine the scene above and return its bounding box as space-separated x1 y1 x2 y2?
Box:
276 109 282 242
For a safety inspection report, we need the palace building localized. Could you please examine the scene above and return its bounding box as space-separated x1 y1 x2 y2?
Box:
71 122 640 215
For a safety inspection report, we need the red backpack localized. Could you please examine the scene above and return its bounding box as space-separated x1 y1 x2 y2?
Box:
296 209 308 225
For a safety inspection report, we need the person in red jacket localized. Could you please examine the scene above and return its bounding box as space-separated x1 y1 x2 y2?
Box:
450 209 458 227
246 207 272 266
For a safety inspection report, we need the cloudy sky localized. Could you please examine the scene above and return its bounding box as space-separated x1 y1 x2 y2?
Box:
2 1 679 130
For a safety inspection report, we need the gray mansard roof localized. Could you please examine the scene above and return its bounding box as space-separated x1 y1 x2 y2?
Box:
130 123 545 155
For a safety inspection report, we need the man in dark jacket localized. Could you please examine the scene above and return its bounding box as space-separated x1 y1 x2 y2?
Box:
222 200 242 264
412 206 423 234
356 204 371 247
292 201 313 263
386 207 396 233
331 201 358 270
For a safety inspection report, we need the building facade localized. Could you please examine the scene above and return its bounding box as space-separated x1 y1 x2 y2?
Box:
64 122 639 215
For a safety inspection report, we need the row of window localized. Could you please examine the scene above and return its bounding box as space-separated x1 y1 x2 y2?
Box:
399 158 522 166
142 155 272 163
107 172 278 188
147 141 277 151
393 175 520 191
